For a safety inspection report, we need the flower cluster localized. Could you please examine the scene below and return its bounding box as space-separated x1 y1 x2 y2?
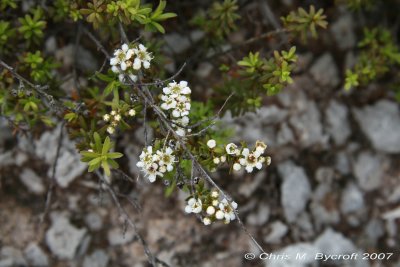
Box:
185 190 238 225
110 43 153 82
207 139 271 173
160 81 192 136
136 145 176 183
103 109 136 134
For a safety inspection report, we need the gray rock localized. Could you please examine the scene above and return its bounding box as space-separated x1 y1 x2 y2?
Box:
331 14 356 50
353 100 400 153
19 168 46 195
325 100 351 145
310 53 340 88
238 171 265 197
247 205 270 226
256 105 288 125
0 247 27 267
353 151 385 191
164 31 204 54
364 219 384 246
289 100 328 148
278 161 311 223
107 228 135 246
46 216 87 259
52 150 87 188
264 221 288 244
45 36 57 54
196 62 213 78
265 243 319 267
85 212 103 231
0 151 14 167
35 125 86 188
335 151 351 175
341 183 364 214
83 250 109 267
276 122 294 145
314 228 368 267
24 243 49 267
55 44 98 72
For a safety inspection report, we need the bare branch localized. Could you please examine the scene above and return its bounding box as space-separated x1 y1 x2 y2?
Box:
82 27 111 59
95 171 169 267
40 122 65 226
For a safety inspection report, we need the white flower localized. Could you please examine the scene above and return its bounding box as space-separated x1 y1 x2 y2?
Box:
121 43 129 52
136 146 154 168
213 158 220 164
233 163 241 171
128 74 137 82
145 162 162 183
128 109 136 116
175 128 186 137
132 43 152 70
219 198 238 222
156 147 175 172
185 198 202 214
114 114 121 121
206 206 216 215
207 139 216 149
211 190 219 198
110 110 116 116
163 81 191 96
255 140 267 154
103 114 110 122
160 95 177 110
225 143 238 155
212 199 219 206
111 66 119 73
220 155 226 163
215 210 224 220
107 126 114 134
239 148 263 173
203 217 212 225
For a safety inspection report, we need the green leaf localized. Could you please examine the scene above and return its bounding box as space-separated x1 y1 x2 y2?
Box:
102 136 111 155
107 152 123 159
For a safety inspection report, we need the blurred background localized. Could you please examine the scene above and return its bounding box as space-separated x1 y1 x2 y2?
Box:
1 0 400 266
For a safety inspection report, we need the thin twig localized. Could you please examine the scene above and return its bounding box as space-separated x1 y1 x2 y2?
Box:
82 27 111 59
40 122 65 226
205 28 288 60
95 171 169 267
0 59 64 112
118 22 129 44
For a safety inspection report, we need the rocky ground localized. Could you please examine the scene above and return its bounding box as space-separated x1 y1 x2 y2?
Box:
1 5 400 267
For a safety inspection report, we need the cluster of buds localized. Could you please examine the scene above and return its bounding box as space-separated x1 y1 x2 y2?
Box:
207 139 271 173
185 190 238 225
160 81 192 136
110 43 153 82
103 108 136 134
136 145 176 183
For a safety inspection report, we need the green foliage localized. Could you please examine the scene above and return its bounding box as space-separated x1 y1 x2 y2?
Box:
338 0 374 10
0 0 17 10
80 132 124 176
80 0 176 32
18 8 46 45
281 5 328 41
0 21 15 53
52 0 82 21
191 0 240 41
344 28 400 91
238 47 298 95
21 51 58 83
